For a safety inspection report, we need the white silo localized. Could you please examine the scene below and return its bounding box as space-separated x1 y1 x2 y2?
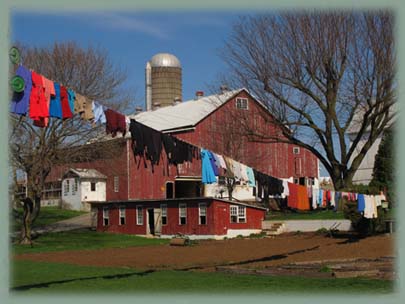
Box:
145 53 182 111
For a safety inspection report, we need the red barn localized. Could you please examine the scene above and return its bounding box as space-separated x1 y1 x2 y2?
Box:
46 88 318 237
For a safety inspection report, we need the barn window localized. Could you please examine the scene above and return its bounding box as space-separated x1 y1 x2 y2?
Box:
166 182 174 198
161 204 167 225
236 97 248 110
119 206 126 225
64 180 70 196
103 207 109 226
179 203 187 225
136 206 143 225
199 203 207 225
238 206 246 223
91 182 96 191
230 205 246 223
293 147 300 154
230 205 238 223
114 176 119 193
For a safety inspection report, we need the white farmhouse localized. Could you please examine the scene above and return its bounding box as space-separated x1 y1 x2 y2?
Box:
61 168 106 211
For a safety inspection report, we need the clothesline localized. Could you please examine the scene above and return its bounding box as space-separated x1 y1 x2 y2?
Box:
9 64 387 219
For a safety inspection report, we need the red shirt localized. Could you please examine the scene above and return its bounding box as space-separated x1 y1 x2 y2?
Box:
29 71 48 120
60 85 73 119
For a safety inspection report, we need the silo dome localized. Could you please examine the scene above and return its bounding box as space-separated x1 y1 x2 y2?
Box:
150 53 181 68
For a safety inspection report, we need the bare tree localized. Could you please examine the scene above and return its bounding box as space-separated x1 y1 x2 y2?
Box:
9 42 134 244
220 11 396 190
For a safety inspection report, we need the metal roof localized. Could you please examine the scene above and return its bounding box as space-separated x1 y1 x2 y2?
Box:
130 89 244 132
150 53 181 68
64 168 107 179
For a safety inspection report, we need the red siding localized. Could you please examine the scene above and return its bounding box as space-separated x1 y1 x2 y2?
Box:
172 90 318 179
95 199 265 236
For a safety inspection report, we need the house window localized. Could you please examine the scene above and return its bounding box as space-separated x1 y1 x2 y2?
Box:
307 177 315 186
295 158 302 175
179 203 187 225
72 179 78 194
236 97 248 110
293 177 299 184
136 206 143 225
161 204 167 225
230 205 246 223
238 206 246 223
199 203 207 225
119 206 126 225
91 182 96 191
166 182 174 199
64 180 70 196
293 147 300 154
114 176 119 193
230 205 238 223
103 207 109 226
218 176 226 185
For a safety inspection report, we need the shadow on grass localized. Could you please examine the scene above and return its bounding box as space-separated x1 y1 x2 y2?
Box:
11 269 155 292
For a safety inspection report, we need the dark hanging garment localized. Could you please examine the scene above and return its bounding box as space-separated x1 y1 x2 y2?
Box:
105 109 126 137
144 126 162 166
162 134 176 163
268 176 284 195
130 119 146 156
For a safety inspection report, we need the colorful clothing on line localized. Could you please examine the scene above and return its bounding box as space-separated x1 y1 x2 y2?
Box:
49 82 62 118
201 148 217 184
10 65 32 115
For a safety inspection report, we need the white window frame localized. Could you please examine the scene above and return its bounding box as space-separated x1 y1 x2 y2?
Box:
119 205 126 225
72 178 78 195
114 176 119 193
198 203 207 225
236 97 248 110
64 180 70 196
293 147 300 154
230 205 246 223
136 205 143 225
230 205 238 223
161 204 168 226
103 207 109 226
238 206 246 223
179 203 187 225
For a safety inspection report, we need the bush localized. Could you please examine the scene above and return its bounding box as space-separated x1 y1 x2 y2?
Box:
343 201 387 236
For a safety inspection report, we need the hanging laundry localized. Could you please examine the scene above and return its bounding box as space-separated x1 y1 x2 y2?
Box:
330 190 336 207
223 157 235 177
318 189 323 207
240 163 249 182
10 65 32 115
246 166 256 187
232 160 243 181
281 180 290 198
201 149 217 184
49 82 63 119
36 75 56 127
130 119 146 157
67 88 76 114
207 150 219 176
212 153 226 169
105 109 127 137
312 187 320 209
60 85 73 119
287 183 309 210
357 193 366 212
143 125 162 166
29 71 48 122
334 191 341 211
92 102 106 124
363 195 377 219
74 92 86 114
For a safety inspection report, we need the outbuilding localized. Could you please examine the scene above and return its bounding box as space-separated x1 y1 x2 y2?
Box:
62 168 107 211
90 197 266 239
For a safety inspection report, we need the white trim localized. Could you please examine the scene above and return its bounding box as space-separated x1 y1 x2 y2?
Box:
161 204 168 226
102 207 109 226
119 205 126 225
160 229 262 240
235 97 248 110
179 203 187 225
136 205 143 225
198 203 207 225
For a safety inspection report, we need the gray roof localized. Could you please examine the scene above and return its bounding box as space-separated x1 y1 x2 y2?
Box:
130 89 244 132
64 168 107 179
150 53 181 68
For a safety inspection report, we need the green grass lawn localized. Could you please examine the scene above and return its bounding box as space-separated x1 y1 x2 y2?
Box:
12 229 170 254
10 260 395 294
11 206 87 232
266 210 345 221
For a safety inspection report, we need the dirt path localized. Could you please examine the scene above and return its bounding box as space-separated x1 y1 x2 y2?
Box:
14 233 395 272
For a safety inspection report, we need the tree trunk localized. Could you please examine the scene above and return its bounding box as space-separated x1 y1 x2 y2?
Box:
20 197 33 245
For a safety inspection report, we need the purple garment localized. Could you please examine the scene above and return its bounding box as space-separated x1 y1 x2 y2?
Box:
10 65 32 115
207 151 219 176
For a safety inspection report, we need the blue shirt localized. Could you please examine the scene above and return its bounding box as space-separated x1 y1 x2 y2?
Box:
10 65 32 115
357 194 365 212
67 89 76 114
246 166 256 187
49 82 62 118
93 101 106 124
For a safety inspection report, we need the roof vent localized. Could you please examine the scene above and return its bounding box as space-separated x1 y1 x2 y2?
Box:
195 91 204 100
135 106 143 114
173 96 182 105
220 85 229 93
153 102 161 110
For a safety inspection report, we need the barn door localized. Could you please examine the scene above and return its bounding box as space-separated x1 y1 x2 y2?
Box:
154 208 162 235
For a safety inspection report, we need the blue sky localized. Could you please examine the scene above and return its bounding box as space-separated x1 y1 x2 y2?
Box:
11 10 243 111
